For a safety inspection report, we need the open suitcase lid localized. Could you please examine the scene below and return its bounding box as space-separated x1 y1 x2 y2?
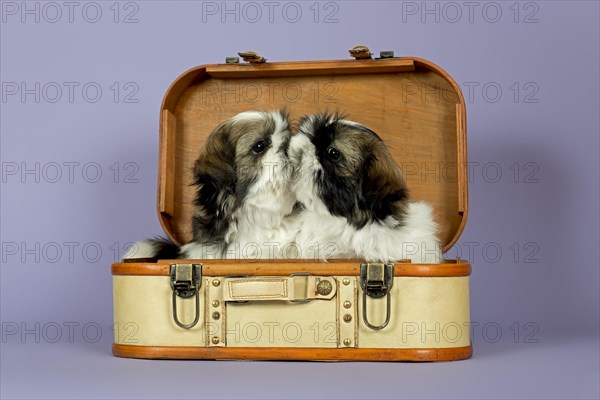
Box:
157 52 468 253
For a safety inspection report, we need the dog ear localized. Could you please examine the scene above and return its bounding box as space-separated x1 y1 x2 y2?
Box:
191 122 237 243
360 141 409 223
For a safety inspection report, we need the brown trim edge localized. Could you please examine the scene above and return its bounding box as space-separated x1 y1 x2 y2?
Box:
112 343 472 362
112 261 471 277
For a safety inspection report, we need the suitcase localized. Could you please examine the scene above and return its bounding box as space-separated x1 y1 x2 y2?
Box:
112 48 471 361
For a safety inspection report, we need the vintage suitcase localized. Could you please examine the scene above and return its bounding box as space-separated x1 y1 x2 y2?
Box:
112 49 471 361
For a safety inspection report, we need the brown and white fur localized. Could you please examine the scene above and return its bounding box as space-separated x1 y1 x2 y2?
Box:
288 113 442 263
123 110 298 260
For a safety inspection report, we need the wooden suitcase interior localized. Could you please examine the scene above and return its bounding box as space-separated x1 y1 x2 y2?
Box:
157 57 467 251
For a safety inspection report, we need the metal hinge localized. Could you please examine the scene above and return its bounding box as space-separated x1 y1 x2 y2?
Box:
360 263 394 330
170 263 202 329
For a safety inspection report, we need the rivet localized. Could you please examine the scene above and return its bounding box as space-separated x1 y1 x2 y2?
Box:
343 301 351 309
211 336 220 344
343 314 352 323
212 279 220 287
342 278 350 286
343 339 352 347
212 312 221 320
316 280 333 296
212 300 220 308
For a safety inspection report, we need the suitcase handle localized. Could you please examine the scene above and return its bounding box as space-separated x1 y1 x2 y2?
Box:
221 274 336 302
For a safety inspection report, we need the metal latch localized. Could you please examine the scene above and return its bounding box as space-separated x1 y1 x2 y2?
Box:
360 263 394 330
238 51 266 64
349 45 372 60
170 263 201 329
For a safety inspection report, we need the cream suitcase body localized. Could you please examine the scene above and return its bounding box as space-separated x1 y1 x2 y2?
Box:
112 52 471 361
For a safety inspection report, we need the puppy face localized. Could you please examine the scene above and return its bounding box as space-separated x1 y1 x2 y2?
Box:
191 110 295 243
290 113 409 229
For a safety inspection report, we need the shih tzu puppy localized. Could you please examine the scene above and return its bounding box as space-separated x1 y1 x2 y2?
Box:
124 110 298 260
288 113 442 263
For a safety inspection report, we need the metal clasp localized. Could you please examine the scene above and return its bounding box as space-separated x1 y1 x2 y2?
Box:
238 51 266 64
170 263 201 329
360 263 394 330
349 45 372 60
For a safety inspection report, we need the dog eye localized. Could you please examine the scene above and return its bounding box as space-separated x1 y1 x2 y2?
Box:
327 147 341 160
252 140 267 154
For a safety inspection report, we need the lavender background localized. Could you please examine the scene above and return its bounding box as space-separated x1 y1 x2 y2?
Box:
1 1 598 399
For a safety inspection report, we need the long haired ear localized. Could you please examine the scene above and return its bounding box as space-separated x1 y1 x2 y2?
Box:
191 122 237 243
361 141 409 222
